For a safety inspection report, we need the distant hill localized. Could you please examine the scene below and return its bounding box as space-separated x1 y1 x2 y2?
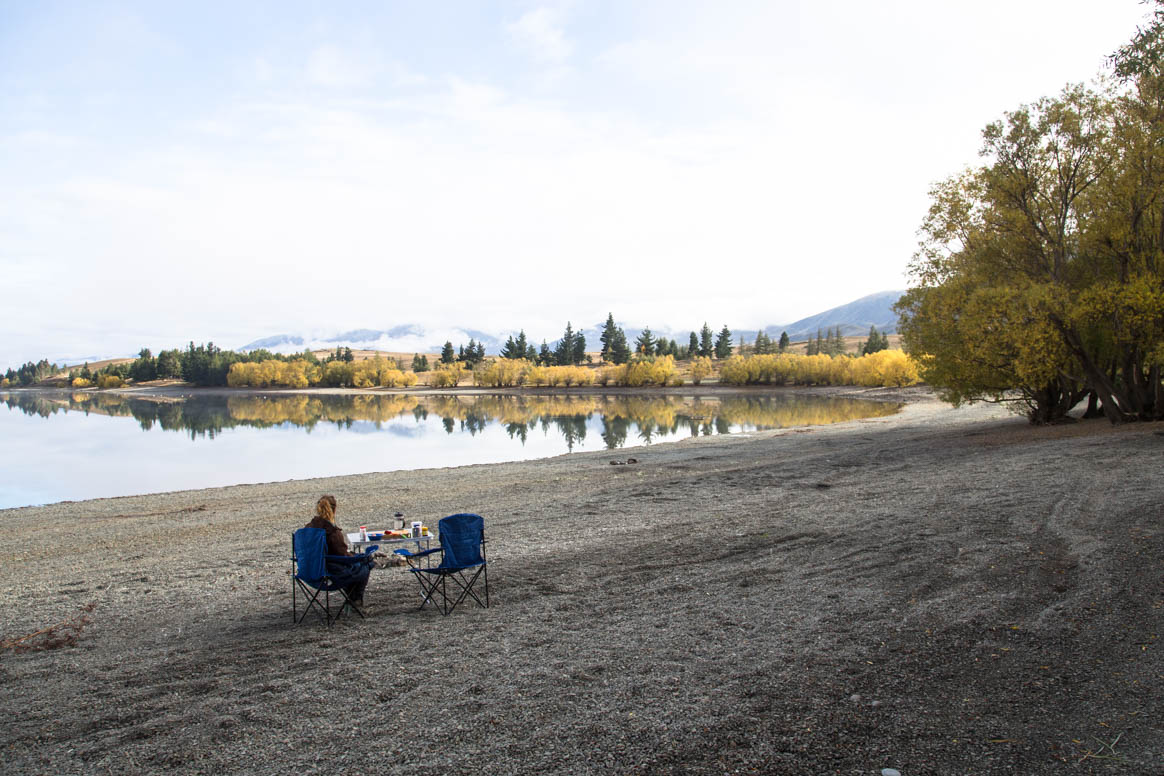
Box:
235 291 907 357
770 290 904 342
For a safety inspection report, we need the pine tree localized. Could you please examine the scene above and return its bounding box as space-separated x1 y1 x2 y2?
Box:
688 331 699 356
411 353 430 372
500 335 518 359
611 329 631 364
538 341 552 365
699 323 714 357
441 341 455 364
778 331 790 352
635 327 655 355
714 325 733 359
572 331 587 365
555 322 576 366
600 313 620 362
515 330 530 360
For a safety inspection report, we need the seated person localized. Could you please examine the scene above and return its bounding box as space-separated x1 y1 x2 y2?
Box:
305 494 373 609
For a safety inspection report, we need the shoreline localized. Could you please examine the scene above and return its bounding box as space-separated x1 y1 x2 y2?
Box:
1 389 1160 773
6 380 922 401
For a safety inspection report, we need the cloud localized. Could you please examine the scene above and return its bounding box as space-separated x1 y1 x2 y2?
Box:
505 7 573 63
306 45 378 88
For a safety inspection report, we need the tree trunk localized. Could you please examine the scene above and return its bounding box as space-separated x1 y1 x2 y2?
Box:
1055 324 1132 423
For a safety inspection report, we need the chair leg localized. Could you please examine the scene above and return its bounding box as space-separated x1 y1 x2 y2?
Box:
412 571 443 611
445 566 486 613
294 581 331 626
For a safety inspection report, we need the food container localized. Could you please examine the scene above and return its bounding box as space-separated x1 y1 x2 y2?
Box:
411 521 421 538
359 526 368 541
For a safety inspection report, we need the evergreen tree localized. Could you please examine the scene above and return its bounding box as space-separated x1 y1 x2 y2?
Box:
555 322 576 366
515 330 530 360
440 341 455 364
611 329 631 364
754 331 772 355
860 325 888 356
538 341 553 365
699 323 714 357
411 353 430 372
572 331 587 365
600 313 619 362
500 335 518 359
688 331 699 356
130 348 157 382
714 325 733 359
635 327 655 355
155 350 181 379
778 331 790 352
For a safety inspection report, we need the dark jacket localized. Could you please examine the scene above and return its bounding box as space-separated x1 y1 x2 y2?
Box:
306 515 351 557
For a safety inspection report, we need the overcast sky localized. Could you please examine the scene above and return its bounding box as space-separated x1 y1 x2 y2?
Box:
0 0 1151 366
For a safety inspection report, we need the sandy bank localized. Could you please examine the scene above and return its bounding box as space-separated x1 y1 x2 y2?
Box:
1 388 1160 774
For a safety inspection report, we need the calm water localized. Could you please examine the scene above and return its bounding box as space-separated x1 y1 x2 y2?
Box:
0 390 900 508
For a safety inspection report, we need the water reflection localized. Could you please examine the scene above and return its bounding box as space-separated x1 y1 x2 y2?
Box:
0 390 901 508
1 390 900 448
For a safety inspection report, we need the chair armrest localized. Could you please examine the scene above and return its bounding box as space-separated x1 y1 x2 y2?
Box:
393 547 442 558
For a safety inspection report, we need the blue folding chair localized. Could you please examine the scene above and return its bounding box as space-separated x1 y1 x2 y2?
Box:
291 527 377 626
394 513 489 615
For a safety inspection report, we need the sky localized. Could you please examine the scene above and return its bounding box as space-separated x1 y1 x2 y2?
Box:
0 0 1152 366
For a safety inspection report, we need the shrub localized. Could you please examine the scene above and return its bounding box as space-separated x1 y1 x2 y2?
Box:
96 375 123 389
688 356 713 385
71 377 92 388
474 358 529 387
430 363 466 388
719 351 920 388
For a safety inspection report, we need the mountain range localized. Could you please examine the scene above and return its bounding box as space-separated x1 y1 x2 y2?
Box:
239 290 906 355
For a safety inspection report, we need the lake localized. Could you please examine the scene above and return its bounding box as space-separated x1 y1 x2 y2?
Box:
0 389 901 508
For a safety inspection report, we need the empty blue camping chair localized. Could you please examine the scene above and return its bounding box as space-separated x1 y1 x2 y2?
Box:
394 513 489 615
291 527 377 626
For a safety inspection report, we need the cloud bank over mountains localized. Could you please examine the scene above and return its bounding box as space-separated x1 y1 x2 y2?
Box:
238 291 906 357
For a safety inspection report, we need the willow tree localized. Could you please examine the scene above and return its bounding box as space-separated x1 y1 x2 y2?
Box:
898 63 1164 423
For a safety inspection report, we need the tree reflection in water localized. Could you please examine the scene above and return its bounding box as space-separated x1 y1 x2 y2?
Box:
1 391 901 450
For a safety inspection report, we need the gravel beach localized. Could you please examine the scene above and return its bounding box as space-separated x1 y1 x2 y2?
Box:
1 386 1161 775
